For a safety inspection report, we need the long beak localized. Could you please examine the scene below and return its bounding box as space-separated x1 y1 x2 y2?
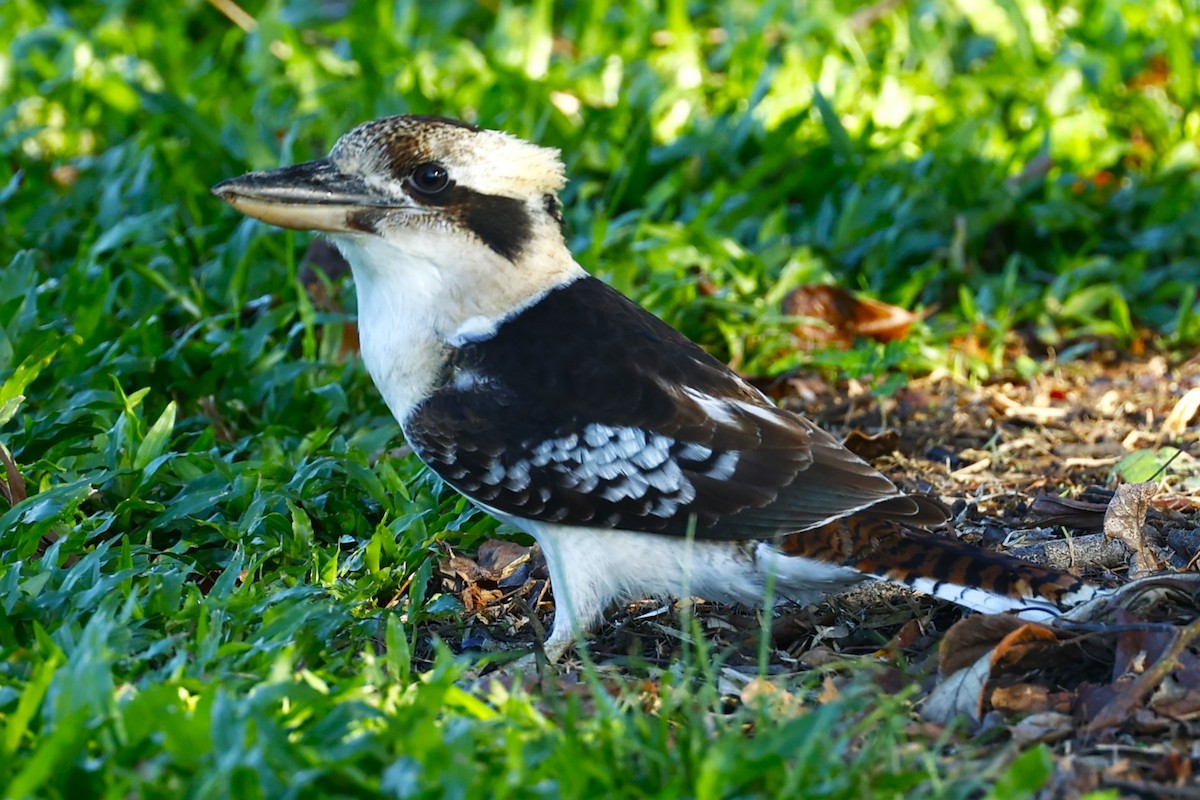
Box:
211 158 395 232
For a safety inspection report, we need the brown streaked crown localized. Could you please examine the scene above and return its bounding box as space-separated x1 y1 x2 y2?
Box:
330 115 568 260
330 115 566 200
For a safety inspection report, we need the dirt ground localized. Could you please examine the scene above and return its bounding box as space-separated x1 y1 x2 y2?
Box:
436 354 1200 797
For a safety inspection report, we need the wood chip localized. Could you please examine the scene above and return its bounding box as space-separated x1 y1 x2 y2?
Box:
950 457 992 480
991 392 1068 424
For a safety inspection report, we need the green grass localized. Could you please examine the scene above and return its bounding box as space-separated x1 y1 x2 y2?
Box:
1 0 1196 796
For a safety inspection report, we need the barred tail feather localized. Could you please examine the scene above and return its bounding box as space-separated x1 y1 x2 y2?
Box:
780 515 1103 618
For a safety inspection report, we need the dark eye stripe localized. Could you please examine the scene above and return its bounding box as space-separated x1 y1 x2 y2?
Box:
378 144 533 260
462 193 531 261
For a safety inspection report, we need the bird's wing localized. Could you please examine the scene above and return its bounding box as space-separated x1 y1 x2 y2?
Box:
404 276 944 538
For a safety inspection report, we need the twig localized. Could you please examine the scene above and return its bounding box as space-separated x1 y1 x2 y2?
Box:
1007 532 1128 571
1082 615 1200 732
206 0 257 32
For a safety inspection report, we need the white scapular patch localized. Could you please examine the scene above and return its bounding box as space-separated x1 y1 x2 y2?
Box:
447 315 500 346
445 280 576 348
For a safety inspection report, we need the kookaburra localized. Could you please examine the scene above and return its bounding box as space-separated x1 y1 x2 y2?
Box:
213 115 1099 663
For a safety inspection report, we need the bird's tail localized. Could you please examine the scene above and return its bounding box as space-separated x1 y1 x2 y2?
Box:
780 514 1103 619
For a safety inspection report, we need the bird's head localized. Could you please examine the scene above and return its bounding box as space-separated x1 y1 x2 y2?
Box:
213 115 581 326
213 115 586 416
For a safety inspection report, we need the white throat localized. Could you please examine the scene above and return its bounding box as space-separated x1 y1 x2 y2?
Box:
331 226 584 425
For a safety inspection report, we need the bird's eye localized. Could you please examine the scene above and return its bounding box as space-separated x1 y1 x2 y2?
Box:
410 162 450 194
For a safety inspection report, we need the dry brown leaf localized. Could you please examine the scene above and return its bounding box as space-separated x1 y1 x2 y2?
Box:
1103 481 1162 575
441 554 482 584
990 623 1063 673
476 539 536 587
938 614 1028 676
1009 711 1074 744
817 674 840 704
841 429 901 461
461 583 504 612
740 677 805 717
1147 643 1200 719
1163 387 1200 435
927 616 1070 727
880 617 925 655
1150 677 1200 720
1029 494 1108 530
1112 611 1175 681
989 391 1068 424
1084 617 1200 732
796 645 845 669
922 648 991 724
782 284 920 346
990 683 1053 714
926 617 1061 726
0 442 28 506
1146 751 1195 788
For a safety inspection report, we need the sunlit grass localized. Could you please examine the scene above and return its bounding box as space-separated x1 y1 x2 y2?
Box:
1 0 1196 795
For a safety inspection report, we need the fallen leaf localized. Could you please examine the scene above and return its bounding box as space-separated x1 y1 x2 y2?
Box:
1110 447 1185 483
441 553 482 584
923 648 991 725
1163 387 1200 435
1146 751 1194 787
461 583 504 612
0 443 26 506
1084 617 1200 732
1009 711 1074 744
782 284 920 346
817 674 840 704
1103 481 1161 575
989 391 1067 424
880 618 925 655
926 617 1062 726
841 429 901 461
740 677 805 717
1028 494 1108 530
476 539 537 587
1149 677 1200 720
796 645 846 669
1112 611 1175 681
938 614 1028 676
990 683 1052 714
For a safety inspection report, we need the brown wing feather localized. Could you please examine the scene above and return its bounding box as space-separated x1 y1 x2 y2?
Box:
405 276 947 539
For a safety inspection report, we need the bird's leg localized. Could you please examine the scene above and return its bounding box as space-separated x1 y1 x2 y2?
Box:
534 533 616 663
506 567 599 671
540 621 579 665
